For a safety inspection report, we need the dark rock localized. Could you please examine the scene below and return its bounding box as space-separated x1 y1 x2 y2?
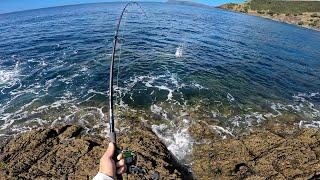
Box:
0 123 188 180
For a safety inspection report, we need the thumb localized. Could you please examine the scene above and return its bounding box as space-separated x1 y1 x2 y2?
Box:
105 142 115 158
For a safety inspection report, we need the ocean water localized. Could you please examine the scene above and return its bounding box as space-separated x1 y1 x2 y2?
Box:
0 2 320 160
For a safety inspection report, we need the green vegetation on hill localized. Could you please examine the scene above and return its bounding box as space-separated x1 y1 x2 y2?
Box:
249 0 320 14
219 0 320 30
222 3 238 9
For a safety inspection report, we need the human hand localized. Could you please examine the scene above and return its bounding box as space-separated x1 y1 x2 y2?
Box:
99 142 126 178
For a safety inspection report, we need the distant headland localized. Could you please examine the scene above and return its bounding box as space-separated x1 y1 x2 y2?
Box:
218 0 320 31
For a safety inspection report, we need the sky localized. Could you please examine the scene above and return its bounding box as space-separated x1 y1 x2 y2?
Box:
0 0 245 14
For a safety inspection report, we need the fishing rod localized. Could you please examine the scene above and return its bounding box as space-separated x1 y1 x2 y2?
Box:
108 2 141 179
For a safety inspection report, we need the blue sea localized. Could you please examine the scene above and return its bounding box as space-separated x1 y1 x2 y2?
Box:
0 2 319 160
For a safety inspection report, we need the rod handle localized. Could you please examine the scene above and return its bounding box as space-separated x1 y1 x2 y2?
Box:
110 132 123 180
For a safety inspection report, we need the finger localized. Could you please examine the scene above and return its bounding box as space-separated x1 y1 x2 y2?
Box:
103 142 115 159
116 166 126 174
117 153 123 160
116 159 125 167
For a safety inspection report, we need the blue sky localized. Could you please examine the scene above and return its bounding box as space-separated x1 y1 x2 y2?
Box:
0 0 245 14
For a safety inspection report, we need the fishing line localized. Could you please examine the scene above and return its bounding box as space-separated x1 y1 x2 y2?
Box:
109 1 143 141
108 2 147 179
115 9 128 119
112 2 147 120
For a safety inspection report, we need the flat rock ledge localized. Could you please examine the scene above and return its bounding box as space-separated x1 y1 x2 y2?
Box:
191 124 320 180
0 123 191 180
2 122 320 180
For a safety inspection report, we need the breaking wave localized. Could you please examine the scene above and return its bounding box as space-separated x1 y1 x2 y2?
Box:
0 61 20 88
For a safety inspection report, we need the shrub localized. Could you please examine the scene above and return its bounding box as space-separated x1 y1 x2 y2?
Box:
311 13 319 18
309 22 316 26
244 7 249 13
249 0 320 14
226 3 237 9
257 10 264 14
267 11 274 16
298 21 303 25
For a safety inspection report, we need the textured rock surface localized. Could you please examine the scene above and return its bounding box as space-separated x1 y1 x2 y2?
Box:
2 121 320 180
0 123 190 180
192 126 320 180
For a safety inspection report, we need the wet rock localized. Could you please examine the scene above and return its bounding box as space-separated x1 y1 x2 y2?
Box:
188 121 220 142
241 131 284 157
265 123 300 138
118 121 192 180
0 123 189 180
192 139 252 179
275 113 303 124
188 121 233 142
254 140 316 179
192 127 320 179
57 125 83 140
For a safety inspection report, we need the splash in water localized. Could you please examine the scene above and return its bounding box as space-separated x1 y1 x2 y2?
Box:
0 62 19 85
175 46 183 58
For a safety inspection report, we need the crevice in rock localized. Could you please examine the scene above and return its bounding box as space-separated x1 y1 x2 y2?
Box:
46 129 59 139
234 163 247 173
309 173 320 180
86 140 100 152
251 140 285 162
167 151 194 180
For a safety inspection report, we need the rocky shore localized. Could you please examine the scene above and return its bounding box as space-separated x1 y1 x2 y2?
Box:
1 122 320 179
191 122 320 179
219 3 320 31
0 123 191 180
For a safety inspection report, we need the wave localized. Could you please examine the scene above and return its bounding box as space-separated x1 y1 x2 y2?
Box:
0 65 319 162
0 61 20 88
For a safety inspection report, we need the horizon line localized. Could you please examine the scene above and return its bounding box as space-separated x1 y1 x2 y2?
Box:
0 1 166 16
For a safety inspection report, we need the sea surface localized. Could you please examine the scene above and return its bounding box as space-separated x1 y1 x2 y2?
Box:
0 2 319 161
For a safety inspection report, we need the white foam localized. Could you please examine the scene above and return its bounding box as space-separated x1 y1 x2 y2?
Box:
191 82 206 90
121 74 179 101
270 103 286 116
80 66 88 72
208 125 234 139
297 120 320 128
230 112 267 128
289 92 320 117
88 89 107 96
175 46 183 58
154 85 174 100
0 118 14 130
211 111 219 118
151 124 193 160
150 104 163 114
227 93 235 102
0 62 20 85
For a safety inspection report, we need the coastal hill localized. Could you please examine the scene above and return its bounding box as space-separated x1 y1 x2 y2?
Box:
219 0 320 31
